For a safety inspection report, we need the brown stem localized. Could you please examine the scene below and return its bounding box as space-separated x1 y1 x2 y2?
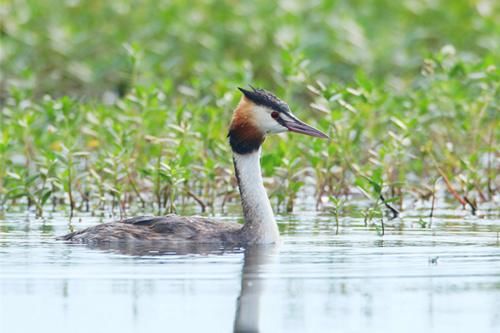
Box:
127 170 145 208
379 194 399 219
186 190 206 213
463 196 477 216
429 190 436 219
436 166 467 206
68 166 75 218
486 128 494 199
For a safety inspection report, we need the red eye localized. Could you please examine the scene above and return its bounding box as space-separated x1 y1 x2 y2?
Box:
271 111 279 119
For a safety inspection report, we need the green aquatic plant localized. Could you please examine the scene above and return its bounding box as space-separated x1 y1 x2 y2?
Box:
354 168 400 236
0 45 497 223
328 195 346 234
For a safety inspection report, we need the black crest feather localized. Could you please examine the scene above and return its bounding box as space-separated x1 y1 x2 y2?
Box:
238 86 290 114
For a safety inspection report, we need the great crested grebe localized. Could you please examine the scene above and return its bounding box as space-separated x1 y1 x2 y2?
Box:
59 87 328 245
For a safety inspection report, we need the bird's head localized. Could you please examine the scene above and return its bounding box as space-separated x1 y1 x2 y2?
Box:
228 86 328 154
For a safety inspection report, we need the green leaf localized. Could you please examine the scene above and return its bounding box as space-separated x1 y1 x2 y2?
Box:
41 190 52 205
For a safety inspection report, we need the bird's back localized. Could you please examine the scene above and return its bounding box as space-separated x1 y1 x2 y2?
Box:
58 214 242 244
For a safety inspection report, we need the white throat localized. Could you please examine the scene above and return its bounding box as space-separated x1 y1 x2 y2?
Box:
233 148 280 244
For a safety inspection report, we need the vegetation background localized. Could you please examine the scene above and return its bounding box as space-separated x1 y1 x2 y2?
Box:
1 0 498 219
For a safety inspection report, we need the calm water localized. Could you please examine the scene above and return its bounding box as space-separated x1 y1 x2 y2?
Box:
0 208 499 333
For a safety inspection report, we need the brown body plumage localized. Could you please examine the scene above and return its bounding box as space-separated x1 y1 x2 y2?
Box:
58 215 242 244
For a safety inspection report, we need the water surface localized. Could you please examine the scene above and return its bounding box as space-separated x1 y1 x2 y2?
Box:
0 209 499 333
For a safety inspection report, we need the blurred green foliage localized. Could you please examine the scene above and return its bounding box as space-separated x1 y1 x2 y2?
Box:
2 0 499 97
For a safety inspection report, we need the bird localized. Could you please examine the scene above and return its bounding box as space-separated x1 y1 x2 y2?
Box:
58 87 328 245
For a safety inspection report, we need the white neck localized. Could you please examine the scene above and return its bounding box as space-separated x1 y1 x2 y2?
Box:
233 148 280 244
